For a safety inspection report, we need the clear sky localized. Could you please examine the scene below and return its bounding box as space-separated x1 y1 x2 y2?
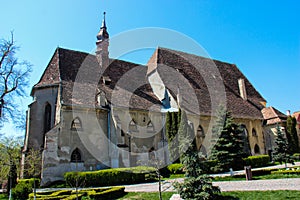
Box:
0 0 299 134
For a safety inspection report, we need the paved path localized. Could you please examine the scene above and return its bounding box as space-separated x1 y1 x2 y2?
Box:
125 178 300 192
125 162 300 192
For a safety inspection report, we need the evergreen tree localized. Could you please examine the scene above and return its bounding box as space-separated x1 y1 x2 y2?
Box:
273 124 294 167
174 110 220 200
286 116 299 153
166 111 180 162
210 108 245 172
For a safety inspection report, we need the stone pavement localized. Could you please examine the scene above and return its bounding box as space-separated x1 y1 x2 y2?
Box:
125 162 300 193
125 178 300 192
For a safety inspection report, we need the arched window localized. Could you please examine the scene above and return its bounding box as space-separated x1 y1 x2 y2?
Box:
196 125 205 138
44 103 52 134
129 120 137 132
252 128 257 137
147 121 155 132
71 148 82 162
240 124 251 156
71 117 83 131
254 144 260 154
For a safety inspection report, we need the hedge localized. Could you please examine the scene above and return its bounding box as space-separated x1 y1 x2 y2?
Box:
64 166 156 187
28 187 125 200
167 164 183 174
271 169 300 175
243 155 270 168
293 153 300 161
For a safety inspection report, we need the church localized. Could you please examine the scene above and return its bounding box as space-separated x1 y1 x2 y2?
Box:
21 14 269 185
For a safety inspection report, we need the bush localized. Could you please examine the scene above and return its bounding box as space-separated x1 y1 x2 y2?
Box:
243 155 270 168
64 166 156 187
271 169 300 175
12 178 40 200
167 164 183 174
28 187 125 200
293 153 300 161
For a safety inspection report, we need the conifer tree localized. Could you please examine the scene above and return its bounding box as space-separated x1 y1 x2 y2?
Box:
286 116 299 153
166 111 180 162
273 124 294 167
174 110 220 200
210 108 245 172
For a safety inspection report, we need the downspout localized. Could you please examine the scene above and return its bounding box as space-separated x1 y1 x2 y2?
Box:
107 107 111 167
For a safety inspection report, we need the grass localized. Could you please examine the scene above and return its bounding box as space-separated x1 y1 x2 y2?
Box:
118 191 300 200
0 194 7 200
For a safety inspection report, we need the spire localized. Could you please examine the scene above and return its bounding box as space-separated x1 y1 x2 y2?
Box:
97 12 109 42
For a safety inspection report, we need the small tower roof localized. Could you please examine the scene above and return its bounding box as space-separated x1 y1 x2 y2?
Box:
97 12 109 42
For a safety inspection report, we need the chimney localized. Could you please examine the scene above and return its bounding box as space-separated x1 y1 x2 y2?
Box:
238 78 247 100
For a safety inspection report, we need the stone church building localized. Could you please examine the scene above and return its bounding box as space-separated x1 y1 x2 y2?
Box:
21 15 270 185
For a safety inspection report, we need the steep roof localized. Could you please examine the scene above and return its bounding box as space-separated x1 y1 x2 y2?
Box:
148 47 265 119
262 106 287 125
34 48 161 111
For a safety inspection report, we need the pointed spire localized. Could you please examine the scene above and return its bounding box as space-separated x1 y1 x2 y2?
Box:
97 12 109 42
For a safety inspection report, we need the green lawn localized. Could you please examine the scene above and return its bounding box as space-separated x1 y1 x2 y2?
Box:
213 173 300 181
119 191 300 200
0 194 7 200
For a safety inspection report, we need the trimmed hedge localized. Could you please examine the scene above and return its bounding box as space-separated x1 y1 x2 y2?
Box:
271 169 300 175
64 166 156 187
28 187 125 200
167 164 183 174
243 155 270 168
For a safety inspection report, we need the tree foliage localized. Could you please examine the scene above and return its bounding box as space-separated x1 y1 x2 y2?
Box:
210 108 245 172
0 136 23 192
174 109 220 200
166 111 180 163
273 124 294 167
286 116 299 153
0 32 31 128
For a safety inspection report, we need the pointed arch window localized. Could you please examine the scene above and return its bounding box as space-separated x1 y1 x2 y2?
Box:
196 125 205 138
44 103 52 134
129 120 137 132
71 117 83 131
71 148 82 162
254 144 260 154
252 128 257 137
147 121 155 132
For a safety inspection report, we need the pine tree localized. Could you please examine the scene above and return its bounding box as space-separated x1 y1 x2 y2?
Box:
273 124 294 167
174 110 220 200
166 111 180 163
286 116 299 153
210 108 245 172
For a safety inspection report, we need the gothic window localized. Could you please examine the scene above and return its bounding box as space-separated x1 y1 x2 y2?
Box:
71 148 82 162
44 103 52 134
129 120 137 132
254 144 260 154
147 121 155 132
196 125 205 138
240 124 251 156
252 128 257 137
71 117 83 131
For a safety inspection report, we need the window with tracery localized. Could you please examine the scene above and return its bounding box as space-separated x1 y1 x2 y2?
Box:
71 117 83 131
71 148 82 162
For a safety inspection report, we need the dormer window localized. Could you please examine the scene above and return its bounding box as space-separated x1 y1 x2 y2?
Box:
147 121 155 132
71 117 83 131
96 91 107 107
102 76 111 85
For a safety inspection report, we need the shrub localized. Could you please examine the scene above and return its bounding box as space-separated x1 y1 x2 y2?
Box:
12 181 33 200
64 166 156 187
293 153 300 161
271 170 300 175
167 163 183 174
243 155 270 168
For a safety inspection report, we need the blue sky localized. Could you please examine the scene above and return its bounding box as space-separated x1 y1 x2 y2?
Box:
0 0 299 134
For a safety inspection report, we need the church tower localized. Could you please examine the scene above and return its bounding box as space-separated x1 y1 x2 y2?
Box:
96 12 109 70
